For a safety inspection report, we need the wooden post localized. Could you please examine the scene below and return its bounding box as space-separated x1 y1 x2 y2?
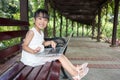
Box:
86 25 89 36
77 23 79 37
92 20 95 39
97 8 101 42
44 0 49 37
66 18 68 37
20 0 28 41
111 0 120 46
20 0 29 30
60 14 62 37
72 21 74 37
53 8 56 37
82 24 84 37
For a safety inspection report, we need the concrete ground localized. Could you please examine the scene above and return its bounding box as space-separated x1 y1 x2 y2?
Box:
60 37 120 80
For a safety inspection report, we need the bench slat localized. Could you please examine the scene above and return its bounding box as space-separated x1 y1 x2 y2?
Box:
0 60 63 80
0 18 29 26
0 62 25 80
35 62 52 80
13 65 33 80
0 44 21 60
26 65 43 80
48 61 61 80
0 30 27 41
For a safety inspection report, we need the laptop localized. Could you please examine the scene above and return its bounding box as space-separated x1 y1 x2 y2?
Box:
38 32 73 56
49 31 73 54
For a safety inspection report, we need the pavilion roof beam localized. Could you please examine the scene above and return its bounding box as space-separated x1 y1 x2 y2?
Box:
49 0 111 25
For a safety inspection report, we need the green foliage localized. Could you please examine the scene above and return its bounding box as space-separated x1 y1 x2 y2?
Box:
96 1 119 39
0 0 20 49
0 37 21 50
0 26 20 32
0 0 19 19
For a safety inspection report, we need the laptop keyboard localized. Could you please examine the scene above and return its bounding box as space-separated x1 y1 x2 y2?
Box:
49 47 61 53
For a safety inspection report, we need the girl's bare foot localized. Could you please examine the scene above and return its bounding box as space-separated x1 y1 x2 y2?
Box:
76 63 88 70
72 67 89 80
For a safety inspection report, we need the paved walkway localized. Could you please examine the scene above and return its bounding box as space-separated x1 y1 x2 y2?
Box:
61 37 120 80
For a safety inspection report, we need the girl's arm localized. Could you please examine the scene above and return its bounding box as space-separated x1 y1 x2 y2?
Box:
43 40 57 49
22 30 40 54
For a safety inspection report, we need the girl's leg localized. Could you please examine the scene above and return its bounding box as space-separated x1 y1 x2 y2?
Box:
58 54 87 71
57 55 88 70
58 55 89 79
61 55 76 68
58 55 77 76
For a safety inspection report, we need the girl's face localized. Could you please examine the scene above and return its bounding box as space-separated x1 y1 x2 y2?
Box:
34 13 48 30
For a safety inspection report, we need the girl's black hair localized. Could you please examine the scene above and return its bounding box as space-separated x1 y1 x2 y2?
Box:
34 9 49 20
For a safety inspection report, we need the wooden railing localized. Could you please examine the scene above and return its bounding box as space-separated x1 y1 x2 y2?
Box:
0 17 29 63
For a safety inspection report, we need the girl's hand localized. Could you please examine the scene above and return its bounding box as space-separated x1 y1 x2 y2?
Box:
33 47 41 53
50 41 57 49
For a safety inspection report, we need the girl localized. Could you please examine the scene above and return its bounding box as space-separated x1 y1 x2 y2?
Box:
20 9 89 80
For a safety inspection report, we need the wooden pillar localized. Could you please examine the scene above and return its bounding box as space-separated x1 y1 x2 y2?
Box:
86 25 89 36
44 0 48 10
60 14 62 37
20 0 29 30
111 0 120 46
77 23 79 37
72 21 74 37
44 0 49 37
82 24 84 37
92 20 95 39
97 8 101 42
66 18 68 37
53 8 56 37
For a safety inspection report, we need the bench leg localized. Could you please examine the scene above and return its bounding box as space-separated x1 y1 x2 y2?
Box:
61 66 69 79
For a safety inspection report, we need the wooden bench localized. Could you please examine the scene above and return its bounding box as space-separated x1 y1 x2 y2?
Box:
0 36 68 80
0 17 68 80
0 61 62 80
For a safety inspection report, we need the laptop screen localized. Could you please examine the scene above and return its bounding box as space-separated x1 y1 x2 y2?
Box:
61 31 73 52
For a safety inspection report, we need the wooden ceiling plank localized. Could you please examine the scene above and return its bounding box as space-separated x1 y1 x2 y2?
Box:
49 0 111 25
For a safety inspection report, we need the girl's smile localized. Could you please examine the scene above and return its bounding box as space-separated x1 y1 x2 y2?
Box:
34 14 48 30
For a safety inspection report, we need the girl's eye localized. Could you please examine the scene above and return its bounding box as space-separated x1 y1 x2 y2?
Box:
38 17 42 20
44 18 48 21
